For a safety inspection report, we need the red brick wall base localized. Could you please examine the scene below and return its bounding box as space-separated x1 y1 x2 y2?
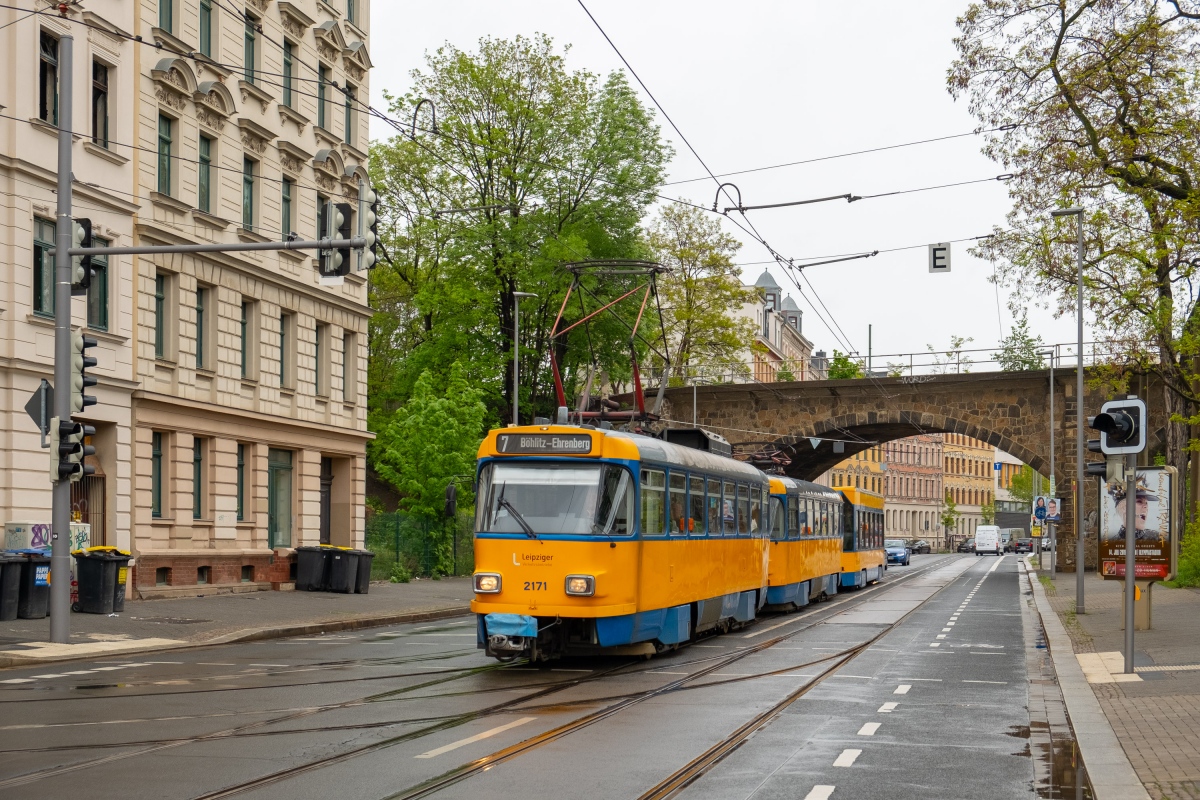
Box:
133 552 296 594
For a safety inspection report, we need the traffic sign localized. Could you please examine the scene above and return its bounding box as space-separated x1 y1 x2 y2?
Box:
23 379 54 446
928 243 951 273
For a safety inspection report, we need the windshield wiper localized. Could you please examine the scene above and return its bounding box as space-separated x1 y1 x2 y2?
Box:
496 482 536 539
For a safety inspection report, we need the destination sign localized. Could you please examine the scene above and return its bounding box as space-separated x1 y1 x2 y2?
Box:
496 433 592 454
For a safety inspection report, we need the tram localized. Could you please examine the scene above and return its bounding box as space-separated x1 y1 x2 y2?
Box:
471 424 770 661
764 476 843 609
832 485 886 589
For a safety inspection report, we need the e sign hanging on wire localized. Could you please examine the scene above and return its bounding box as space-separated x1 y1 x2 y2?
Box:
928 243 951 273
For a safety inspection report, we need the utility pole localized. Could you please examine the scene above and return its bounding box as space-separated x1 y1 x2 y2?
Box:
49 34 74 643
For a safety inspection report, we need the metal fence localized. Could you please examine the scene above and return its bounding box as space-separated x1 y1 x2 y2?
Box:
364 509 475 581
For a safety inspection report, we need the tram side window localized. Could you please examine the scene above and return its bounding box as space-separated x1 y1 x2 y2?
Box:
641 469 666 536
820 502 830 537
707 478 721 535
689 475 706 536
722 481 737 535
770 497 786 541
788 497 801 540
595 464 634 535
843 503 856 550
833 507 842 539
750 486 762 536
668 473 688 535
737 484 751 536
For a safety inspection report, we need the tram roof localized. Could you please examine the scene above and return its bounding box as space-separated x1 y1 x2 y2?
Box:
770 475 842 501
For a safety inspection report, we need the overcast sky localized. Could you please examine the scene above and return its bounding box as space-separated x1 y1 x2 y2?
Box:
368 1 1084 367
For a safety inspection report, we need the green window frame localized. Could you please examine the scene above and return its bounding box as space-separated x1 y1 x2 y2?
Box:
199 0 212 57
33 217 56 317
244 17 257 84
240 301 250 378
91 61 109 147
279 313 288 387
344 84 355 147
316 193 329 238
342 332 353 401
39 31 58 125
198 135 212 213
347 0 356 24
157 114 173 196
236 443 246 521
282 41 294 107
314 323 323 395
281 178 293 239
192 437 203 519
159 0 173 33
86 238 109 331
242 157 255 229
195 287 206 369
317 65 329 129
151 432 163 518
154 273 166 358
267 448 293 548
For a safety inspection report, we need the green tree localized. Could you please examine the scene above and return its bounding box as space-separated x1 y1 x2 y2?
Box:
981 501 996 525
941 492 961 537
995 315 1045 371
776 362 797 382
368 34 671 427
370 362 487 574
649 202 757 382
828 350 864 379
1008 465 1037 507
949 1 1200 479
926 335 974 374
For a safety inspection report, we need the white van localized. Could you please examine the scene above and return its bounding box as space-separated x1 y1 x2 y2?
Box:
974 525 1002 556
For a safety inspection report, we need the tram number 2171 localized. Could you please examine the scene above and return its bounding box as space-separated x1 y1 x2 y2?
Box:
523 581 547 591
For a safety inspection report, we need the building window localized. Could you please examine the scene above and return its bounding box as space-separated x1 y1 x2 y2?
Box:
198 135 212 213
282 41 295 107
315 323 326 395
159 0 173 33
244 17 257 84
316 193 329 238
267 448 293 548
195 287 207 370
242 157 256 229
279 312 292 388
192 437 204 519
342 332 354 402
154 272 167 358
91 61 109 147
39 31 58 125
199 0 213 58
151 432 164 518
86 238 109 331
281 178 293 239
317 65 329 129
236 443 246 521
157 115 173 196
344 84 355 147
347 0 356 24
33 217 55 317
240 301 252 378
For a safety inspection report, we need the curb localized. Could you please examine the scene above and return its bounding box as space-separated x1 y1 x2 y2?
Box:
0 605 472 669
1022 558 1150 800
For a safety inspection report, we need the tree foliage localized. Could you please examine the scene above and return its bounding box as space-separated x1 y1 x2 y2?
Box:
996 315 1046 371
1008 464 1037 506
926 335 975 374
828 350 864 379
981 501 997 525
370 363 487 574
649 202 757 381
941 491 961 533
367 34 672 428
949 1 1200 472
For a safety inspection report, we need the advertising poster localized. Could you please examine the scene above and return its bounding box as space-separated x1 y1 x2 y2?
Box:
1032 496 1062 524
1098 467 1174 581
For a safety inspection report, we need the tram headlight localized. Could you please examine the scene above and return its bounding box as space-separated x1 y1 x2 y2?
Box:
474 573 501 593
564 575 595 597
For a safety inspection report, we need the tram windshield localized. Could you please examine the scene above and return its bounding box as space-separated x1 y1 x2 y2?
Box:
477 462 633 535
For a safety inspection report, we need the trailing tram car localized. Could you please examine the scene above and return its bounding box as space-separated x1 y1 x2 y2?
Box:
832 485 886 589
471 425 771 661
764 477 843 610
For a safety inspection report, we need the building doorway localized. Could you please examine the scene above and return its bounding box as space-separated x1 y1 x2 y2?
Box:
319 457 333 545
267 448 293 549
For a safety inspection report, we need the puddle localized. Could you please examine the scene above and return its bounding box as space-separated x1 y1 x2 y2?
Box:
1036 739 1093 798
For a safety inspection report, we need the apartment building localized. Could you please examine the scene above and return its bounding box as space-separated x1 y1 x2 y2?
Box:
737 270 814 383
944 433 994 546
883 434 944 546
0 0 373 597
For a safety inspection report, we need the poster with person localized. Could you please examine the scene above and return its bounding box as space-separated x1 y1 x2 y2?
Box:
1098 467 1176 581
1032 496 1061 525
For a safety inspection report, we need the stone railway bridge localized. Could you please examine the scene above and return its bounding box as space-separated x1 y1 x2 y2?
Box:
649 369 1170 572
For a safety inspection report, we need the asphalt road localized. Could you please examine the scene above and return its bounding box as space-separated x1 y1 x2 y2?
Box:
0 554 1077 799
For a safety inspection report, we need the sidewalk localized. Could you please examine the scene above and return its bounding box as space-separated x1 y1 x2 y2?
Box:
1040 566 1200 800
0 577 473 668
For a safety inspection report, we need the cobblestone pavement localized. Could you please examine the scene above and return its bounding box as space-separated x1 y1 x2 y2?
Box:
0 577 472 649
1042 568 1200 800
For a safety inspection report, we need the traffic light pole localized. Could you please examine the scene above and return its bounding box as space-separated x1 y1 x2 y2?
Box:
50 34 74 644
1124 453 1137 673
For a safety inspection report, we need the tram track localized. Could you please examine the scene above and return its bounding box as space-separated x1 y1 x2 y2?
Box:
0 556 957 795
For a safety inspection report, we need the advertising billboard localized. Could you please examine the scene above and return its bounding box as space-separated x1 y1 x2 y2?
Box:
1098 466 1177 581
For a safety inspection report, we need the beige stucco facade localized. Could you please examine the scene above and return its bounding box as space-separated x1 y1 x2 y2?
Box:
0 0 373 596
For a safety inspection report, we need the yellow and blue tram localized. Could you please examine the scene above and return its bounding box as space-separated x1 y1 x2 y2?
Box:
471 425 770 660
832 485 886 589
764 476 843 609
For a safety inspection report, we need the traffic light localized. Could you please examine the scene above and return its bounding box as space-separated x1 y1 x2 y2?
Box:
1090 397 1146 455
319 201 353 279
1084 437 1111 479
70 218 93 295
54 417 95 483
358 185 379 271
71 331 98 414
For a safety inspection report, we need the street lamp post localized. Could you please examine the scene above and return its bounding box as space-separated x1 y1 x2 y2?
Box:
1051 207 1085 612
511 292 538 426
1041 347 1057 576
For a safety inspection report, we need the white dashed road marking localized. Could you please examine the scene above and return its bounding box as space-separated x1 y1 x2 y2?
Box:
803 786 836 800
415 717 537 759
857 723 881 736
894 684 911 695
833 749 862 767
877 702 898 712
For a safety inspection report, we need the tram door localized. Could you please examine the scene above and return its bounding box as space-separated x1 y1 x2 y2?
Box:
319 457 333 545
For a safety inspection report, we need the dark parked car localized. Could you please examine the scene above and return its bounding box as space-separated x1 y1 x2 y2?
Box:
908 539 931 555
957 538 975 553
1014 538 1034 554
